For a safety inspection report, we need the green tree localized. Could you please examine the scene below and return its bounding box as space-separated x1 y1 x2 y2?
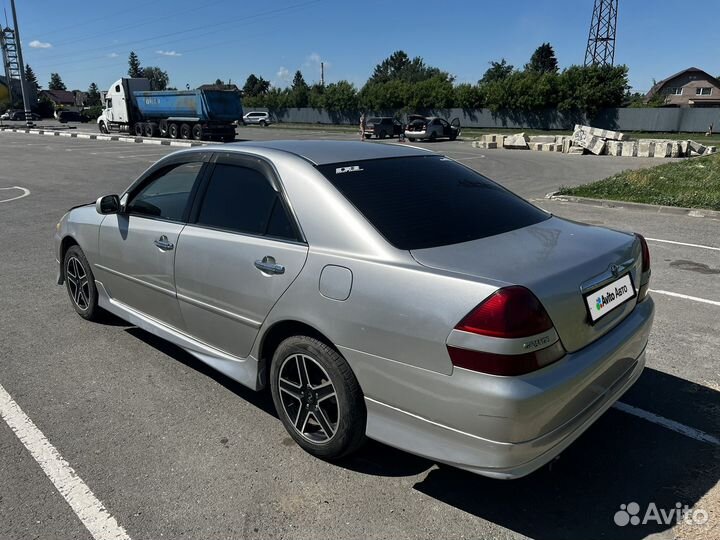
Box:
454 83 483 109
214 78 224 86
525 43 559 74
25 64 40 92
48 73 66 91
86 82 101 106
479 59 514 84
289 70 309 107
322 80 358 111
143 66 169 90
556 64 628 117
369 50 448 84
128 51 143 78
242 74 270 97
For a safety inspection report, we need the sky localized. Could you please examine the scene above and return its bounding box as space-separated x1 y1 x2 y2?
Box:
11 0 720 95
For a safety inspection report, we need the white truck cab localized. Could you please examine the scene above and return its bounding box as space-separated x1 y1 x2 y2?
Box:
98 78 151 133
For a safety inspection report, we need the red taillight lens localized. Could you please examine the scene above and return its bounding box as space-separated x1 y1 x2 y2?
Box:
636 233 650 273
449 286 565 376
456 286 554 339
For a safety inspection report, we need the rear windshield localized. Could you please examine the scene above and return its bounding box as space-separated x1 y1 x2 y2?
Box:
367 117 381 123
317 156 550 250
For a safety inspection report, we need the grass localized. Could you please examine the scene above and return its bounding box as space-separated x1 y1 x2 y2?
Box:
557 153 720 210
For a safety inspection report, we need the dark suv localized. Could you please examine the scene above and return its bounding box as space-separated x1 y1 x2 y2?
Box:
58 111 89 123
364 117 403 139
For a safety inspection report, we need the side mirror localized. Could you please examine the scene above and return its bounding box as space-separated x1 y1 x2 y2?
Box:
96 194 120 214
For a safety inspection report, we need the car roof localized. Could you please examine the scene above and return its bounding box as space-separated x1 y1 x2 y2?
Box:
221 140 433 165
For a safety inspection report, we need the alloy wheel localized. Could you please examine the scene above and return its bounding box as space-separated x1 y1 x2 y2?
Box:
65 256 89 310
278 353 339 443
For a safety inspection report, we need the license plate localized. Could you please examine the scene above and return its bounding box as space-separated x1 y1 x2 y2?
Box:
585 273 636 322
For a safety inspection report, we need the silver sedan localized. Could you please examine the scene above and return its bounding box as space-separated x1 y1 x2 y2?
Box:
54 140 654 479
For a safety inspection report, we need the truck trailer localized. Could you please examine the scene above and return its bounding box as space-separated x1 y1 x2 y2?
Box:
97 78 242 141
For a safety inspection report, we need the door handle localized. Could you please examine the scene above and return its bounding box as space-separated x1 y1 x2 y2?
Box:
254 256 285 275
154 235 174 250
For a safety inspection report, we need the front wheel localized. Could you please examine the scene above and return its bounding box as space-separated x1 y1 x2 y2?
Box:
64 245 102 321
270 336 366 460
98 122 109 134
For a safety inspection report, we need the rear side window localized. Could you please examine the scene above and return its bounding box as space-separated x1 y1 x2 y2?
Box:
317 156 550 250
196 163 296 240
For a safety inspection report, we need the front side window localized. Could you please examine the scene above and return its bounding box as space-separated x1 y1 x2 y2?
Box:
196 163 296 240
318 156 550 250
127 162 203 221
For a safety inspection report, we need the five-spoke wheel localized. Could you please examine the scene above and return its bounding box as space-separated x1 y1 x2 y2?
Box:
63 245 101 320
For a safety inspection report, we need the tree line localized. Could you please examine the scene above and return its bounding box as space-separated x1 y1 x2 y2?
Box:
242 45 634 116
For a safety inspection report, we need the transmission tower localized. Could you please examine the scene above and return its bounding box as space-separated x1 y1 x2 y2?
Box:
1 26 21 103
584 0 619 66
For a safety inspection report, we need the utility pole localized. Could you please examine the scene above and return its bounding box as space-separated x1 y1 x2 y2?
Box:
320 62 324 87
8 0 32 126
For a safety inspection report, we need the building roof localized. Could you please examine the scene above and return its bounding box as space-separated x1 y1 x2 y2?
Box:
39 89 76 104
646 67 720 98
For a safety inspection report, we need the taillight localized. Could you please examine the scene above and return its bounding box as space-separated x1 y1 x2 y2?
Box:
448 286 565 376
455 286 554 338
635 233 651 302
636 233 650 273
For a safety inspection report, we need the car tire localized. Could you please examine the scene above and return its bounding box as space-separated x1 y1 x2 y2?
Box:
270 335 366 460
144 123 156 137
168 123 179 139
408 137 415 142
191 124 204 140
134 123 144 136
98 122 109 134
429 131 437 142
260 120 267 127
63 245 102 321
180 123 191 139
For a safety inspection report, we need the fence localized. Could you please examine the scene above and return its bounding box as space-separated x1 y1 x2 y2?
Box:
260 106 720 133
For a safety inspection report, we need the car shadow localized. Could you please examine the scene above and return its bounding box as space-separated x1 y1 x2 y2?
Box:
412 368 719 540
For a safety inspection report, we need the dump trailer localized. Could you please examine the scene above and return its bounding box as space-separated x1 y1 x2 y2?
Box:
97 78 242 141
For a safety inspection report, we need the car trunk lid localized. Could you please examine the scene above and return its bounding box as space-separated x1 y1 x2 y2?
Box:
410 216 641 353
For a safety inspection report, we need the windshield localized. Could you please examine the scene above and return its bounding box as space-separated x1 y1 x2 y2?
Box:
317 156 550 250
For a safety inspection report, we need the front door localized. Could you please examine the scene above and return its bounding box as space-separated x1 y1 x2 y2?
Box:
95 160 206 330
174 155 308 358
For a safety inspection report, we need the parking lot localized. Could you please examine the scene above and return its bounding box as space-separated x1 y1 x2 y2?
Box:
1 126 718 540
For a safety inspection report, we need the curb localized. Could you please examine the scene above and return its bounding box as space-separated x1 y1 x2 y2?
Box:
545 192 720 219
0 126 208 148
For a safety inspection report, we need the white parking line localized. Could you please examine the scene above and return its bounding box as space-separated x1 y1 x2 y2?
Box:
0 186 30 203
614 401 720 446
646 238 720 252
0 384 131 540
650 289 720 307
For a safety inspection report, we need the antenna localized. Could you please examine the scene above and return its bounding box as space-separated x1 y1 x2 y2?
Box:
584 0 619 66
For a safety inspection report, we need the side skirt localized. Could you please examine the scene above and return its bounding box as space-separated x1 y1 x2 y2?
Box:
96 281 261 390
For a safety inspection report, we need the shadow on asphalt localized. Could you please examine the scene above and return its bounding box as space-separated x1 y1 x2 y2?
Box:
413 368 719 540
116 326 720 538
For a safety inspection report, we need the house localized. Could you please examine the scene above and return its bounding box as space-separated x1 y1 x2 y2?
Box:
39 89 78 111
645 67 720 107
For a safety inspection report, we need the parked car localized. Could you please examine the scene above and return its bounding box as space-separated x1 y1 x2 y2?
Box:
1 110 40 121
242 111 271 126
405 115 460 141
55 141 654 479
364 117 403 139
57 111 89 123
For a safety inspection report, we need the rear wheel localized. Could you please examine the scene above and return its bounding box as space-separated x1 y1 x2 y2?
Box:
259 120 267 127
180 123 191 139
63 245 102 321
429 131 437 142
134 123 144 136
168 123 179 139
270 336 366 459
408 137 416 142
144 123 156 137
191 124 204 140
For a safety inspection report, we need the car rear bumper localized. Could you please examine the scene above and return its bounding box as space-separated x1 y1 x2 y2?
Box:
342 296 654 479
404 130 430 139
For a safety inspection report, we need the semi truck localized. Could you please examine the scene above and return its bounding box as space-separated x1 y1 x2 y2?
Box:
97 78 242 141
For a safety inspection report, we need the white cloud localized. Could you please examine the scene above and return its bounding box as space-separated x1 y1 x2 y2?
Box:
275 66 290 86
107 52 119 58
29 40 52 49
303 52 330 81
156 50 182 57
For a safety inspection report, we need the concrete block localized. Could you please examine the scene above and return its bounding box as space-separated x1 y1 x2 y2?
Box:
503 133 529 149
574 124 625 141
562 138 573 153
638 140 652 158
653 141 671 158
606 140 622 156
541 143 558 152
529 142 542 151
620 141 638 157
688 140 709 156
707 146 717 154
529 135 556 144
567 146 585 155
578 135 606 155
472 141 497 149
679 141 690 156
669 141 681 158
482 134 504 144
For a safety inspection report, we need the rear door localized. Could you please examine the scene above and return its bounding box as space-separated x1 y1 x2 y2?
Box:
96 157 208 329
173 153 308 358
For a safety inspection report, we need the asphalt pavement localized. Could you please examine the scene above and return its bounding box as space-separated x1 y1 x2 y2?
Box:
0 126 718 540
